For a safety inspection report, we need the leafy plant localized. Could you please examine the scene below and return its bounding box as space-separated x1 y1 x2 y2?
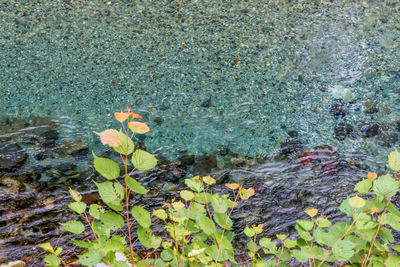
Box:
39 108 254 266
244 149 400 267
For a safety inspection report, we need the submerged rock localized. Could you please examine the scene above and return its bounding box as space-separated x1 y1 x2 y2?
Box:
0 144 27 171
329 103 346 118
194 154 217 175
279 140 303 155
334 122 354 141
0 175 26 194
377 132 399 148
360 123 381 137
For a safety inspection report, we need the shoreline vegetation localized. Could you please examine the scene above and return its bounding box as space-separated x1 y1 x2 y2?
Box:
32 109 400 266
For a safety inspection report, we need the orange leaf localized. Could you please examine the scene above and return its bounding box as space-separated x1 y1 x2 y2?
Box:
225 183 240 190
128 121 150 134
114 111 130 122
95 129 121 147
367 172 377 181
129 113 142 119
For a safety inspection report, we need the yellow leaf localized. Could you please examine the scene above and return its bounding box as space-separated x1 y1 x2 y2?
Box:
367 172 378 181
69 187 82 202
240 187 255 200
172 201 185 211
128 121 150 134
114 111 130 122
94 129 121 147
388 149 400 172
304 208 318 218
276 234 287 240
225 183 240 190
202 176 216 185
371 206 380 213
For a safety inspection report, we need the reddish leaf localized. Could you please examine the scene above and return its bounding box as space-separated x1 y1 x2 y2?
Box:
114 111 130 122
128 121 150 134
129 112 142 119
95 129 121 147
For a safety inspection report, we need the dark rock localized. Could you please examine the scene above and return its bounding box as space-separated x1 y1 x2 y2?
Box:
361 123 381 137
55 162 76 174
279 140 303 155
334 122 354 140
39 129 59 141
34 152 48 161
0 144 27 170
153 117 163 125
396 120 400 132
194 154 217 175
177 152 195 166
329 103 346 118
364 106 379 114
287 130 298 138
11 119 28 130
59 140 88 156
217 145 230 156
200 96 211 108
378 132 399 148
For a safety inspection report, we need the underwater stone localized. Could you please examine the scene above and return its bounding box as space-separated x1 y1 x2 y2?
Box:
194 154 217 175
361 123 381 138
329 103 346 118
0 175 26 194
334 122 354 141
0 144 27 171
279 140 303 155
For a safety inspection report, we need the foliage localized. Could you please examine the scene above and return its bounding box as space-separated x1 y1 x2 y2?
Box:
40 108 400 266
243 149 400 267
39 108 254 266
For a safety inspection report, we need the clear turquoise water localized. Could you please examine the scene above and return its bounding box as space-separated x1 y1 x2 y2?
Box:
0 0 399 162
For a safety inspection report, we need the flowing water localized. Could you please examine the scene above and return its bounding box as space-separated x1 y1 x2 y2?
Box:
0 0 399 265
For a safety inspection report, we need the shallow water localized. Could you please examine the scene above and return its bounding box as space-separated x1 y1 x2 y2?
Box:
1 0 399 161
0 0 400 265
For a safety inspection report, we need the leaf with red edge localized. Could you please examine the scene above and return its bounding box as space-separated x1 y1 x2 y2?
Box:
128 121 150 134
114 111 130 122
94 129 121 147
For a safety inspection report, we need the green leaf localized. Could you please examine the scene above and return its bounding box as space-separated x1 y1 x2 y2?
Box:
373 174 399 198
61 220 85 235
126 177 147 194
211 194 228 214
131 149 157 171
332 240 355 261
214 212 233 230
198 217 216 235
89 204 104 219
99 211 124 231
316 217 331 228
68 201 87 214
392 245 400 252
106 199 123 212
161 249 174 262
259 237 272 248
94 181 118 203
79 249 103 266
296 220 314 231
356 213 377 230
93 153 120 180
300 246 325 260
54 247 62 256
44 254 61 267
247 240 258 253
137 226 153 248
385 255 400 267
92 221 110 237
113 130 134 156
132 205 151 228
185 177 204 193
291 249 308 263
349 195 366 208
355 179 372 194
388 149 400 172
180 190 194 201
244 226 255 237
69 187 82 202
153 209 168 220
73 240 95 249
340 196 363 217
379 227 394 243
283 239 297 249
101 236 127 253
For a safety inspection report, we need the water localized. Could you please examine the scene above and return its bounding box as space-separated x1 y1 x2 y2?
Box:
1 0 399 161
0 0 400 265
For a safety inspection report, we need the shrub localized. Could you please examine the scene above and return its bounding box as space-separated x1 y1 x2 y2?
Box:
40 109 400 266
